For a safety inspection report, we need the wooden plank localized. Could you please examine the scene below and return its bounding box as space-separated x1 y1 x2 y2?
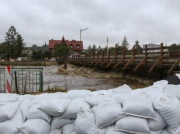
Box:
134 57 146 72
148 57 162 73
167 57 180 74
123 57 135 70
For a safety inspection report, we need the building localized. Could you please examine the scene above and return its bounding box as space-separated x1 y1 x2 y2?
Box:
143 43 160 53
48 36 83 53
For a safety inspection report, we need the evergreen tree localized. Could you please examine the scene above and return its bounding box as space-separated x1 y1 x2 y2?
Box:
133 40 142 54
121 36 129 50
4 26 25 60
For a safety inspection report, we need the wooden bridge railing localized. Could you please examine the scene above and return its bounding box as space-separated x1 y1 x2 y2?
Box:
68 43 180 74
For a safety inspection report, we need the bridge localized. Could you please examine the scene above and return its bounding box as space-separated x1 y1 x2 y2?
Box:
67 43 180 77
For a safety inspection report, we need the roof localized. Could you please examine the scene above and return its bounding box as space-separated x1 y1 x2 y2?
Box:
48 38 83 51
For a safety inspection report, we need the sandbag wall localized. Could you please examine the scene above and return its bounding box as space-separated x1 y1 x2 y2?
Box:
0 80 180 134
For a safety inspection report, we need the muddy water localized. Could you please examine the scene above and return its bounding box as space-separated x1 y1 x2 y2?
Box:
43 66 120 90
43 65 151 90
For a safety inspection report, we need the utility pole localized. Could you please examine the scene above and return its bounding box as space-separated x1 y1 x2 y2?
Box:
80 28 88 41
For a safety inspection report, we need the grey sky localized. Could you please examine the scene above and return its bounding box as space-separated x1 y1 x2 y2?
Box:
0 0 180 49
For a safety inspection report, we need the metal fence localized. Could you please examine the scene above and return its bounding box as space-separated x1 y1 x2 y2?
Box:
0 67 43 94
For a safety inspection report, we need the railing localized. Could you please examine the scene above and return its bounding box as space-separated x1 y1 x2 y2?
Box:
68 43 180 74
0 67 43 93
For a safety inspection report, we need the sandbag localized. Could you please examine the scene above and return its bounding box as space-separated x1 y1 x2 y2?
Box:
161 129 170 134
167 125 180 134
74 108 105 134
163 84 180 100
93 100 125 128
114 116 150 134
111 92 131 104
61 98 90 119
154 94 180 130
17 119 50 134
148 110 167 131
0 102 19 122
26 105 51 122
85 95 111 106
0 110 23 134
62 123 75 134
51 117 73 130
105 125 129 134
19 100 31 121
150 130 163 134
153 80 168 90
121 96 156 119
39 98 70 116
49 129 62 134
110 84 132 93
0 93 19 105
65 90 91 99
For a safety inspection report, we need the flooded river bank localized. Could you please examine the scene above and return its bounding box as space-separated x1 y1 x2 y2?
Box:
43 64 153 90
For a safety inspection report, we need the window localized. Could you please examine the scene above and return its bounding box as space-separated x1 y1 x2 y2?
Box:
76 44 80 48
70 44 74 48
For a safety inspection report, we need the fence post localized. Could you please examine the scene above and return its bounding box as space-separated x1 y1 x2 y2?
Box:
14 71 19 94
145 45 147 65
39 70 43 92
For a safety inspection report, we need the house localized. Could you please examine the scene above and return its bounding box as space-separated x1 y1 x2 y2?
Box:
48 36 83 53
143 43 160 53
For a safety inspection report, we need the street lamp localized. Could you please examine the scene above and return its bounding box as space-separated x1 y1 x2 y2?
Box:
80 28 88 41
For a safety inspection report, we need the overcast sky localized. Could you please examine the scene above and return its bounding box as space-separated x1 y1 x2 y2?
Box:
0 0 180 49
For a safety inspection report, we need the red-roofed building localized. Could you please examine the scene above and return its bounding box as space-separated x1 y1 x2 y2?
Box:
48 36 83 53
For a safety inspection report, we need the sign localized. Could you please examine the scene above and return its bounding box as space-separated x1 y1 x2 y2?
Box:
5 66 11 93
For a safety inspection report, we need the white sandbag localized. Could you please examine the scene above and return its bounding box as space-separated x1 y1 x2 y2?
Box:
161 129 170 134
51 117 73 130
91 90 112 96
0 110 23 134
132 85 163 102
153 80 168 90
105 125 129 134
17 119 50 134
0 102 19 122
49 129 62 134
74 108 105 134
111 92 131 104
26 105 51 122
163 84 180 100
65 90 91 99
70 132 77 134
93 100 125 128
39 98 70 116
62 123 75 134
19 100 31 121
0 93 19 105
167 125 180 134
121 96 156 119
85 95 111 106
148 110 167 131
61 98 90 119
154 94 180 130
151 130 163 134
114 116 150 134
110 84 132 93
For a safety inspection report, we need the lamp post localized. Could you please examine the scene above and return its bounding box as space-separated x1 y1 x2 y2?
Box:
80 28 88 41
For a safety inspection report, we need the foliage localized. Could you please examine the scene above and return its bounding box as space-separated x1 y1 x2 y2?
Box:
121 36 129 50
169 43 180 51
54 43 70 57
1 26 26 60
133 40 143 54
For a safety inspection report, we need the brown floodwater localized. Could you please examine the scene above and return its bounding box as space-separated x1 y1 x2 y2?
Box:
43 65 151 90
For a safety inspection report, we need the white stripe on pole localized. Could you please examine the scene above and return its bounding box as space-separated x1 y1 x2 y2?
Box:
5 65 11 93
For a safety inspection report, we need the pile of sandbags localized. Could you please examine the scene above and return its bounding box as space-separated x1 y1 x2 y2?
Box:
1 81 180 134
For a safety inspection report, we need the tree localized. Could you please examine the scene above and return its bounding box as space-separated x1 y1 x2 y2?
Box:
133 40 142 54
121 36 129 50
4 26 25 60
15 34 26 58
54 44 70 58
169 43 180 51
